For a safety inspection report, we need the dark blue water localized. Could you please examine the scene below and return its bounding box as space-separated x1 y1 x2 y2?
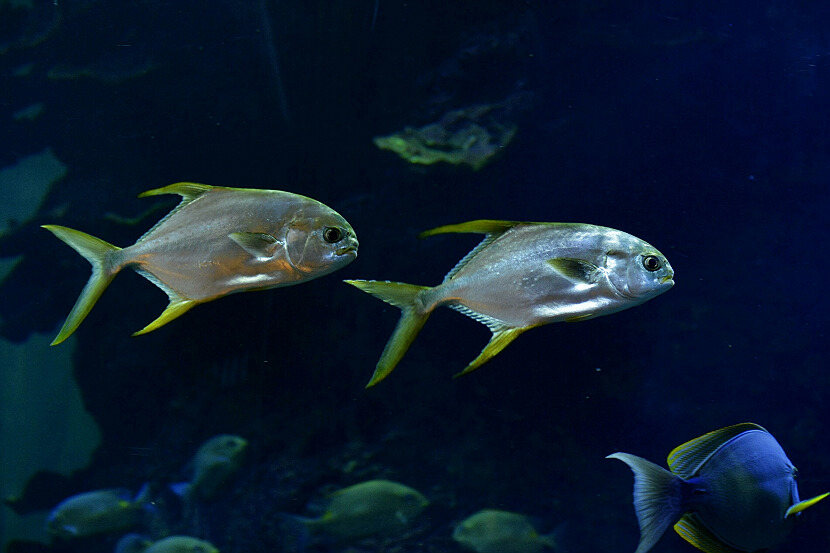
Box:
1 1 829 552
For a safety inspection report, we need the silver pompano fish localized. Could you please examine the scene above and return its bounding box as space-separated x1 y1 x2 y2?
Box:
43 182 358 344
346 220 673 386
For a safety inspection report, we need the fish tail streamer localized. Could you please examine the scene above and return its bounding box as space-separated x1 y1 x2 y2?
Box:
344 279 432 387
606 452 684 553
42 225 122 345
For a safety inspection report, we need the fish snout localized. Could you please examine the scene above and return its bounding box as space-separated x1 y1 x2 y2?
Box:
336 237 359 256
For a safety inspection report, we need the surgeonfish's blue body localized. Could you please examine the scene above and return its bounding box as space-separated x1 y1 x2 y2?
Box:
608 423 828 553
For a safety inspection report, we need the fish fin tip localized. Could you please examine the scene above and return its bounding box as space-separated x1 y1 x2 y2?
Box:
138 182 215 200
134 299 197 336
454 326 525 377
786 491 830 517
419 219 520 239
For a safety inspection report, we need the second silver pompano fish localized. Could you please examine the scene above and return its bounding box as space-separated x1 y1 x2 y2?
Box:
347 220 674 386
43 183 358 344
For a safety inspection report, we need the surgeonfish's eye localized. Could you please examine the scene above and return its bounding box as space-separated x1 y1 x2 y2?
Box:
642 255 662 272
323 227 343 243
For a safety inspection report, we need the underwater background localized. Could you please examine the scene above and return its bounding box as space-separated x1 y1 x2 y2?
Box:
1 0 829 552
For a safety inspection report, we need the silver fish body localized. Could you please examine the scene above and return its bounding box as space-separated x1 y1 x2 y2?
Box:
347 220 673 386
608 423 829 553
47 485 151 539
44 183 358 344
420 222 672 326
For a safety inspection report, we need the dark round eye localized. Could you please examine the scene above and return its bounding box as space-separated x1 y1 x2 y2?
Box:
642 255 661 272
323 227 343 243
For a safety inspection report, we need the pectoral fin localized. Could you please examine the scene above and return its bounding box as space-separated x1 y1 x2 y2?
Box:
229 232 282 260
786 492 830 517
454 326 527 378
547 258 601 283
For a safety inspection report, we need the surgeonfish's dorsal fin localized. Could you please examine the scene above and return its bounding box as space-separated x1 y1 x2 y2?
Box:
786 492 830 518
420 220 522 281
606 452 685 553
674 513 742 553
667 423 766 479
135 183 220 244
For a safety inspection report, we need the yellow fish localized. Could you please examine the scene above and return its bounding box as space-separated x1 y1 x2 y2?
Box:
299 479 428 540
453 509 559 553
172 434 248 500
347 220 673 386
44 183 358 344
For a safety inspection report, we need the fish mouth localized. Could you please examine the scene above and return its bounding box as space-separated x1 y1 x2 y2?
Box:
336 244 359 256
661 274 674 285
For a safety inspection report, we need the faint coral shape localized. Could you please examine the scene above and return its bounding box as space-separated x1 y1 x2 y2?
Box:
373 103 517 170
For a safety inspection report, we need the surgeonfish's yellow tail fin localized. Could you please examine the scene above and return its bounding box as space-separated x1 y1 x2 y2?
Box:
42 225 122 345
344 280 432 387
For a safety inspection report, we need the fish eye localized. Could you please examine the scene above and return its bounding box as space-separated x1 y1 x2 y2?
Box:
323 227 343 243
642 255 662 272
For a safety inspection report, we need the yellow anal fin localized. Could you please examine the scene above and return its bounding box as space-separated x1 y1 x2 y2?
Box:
454 326 526 378
133 298 197 336
674 513 741 553
786 492 829 517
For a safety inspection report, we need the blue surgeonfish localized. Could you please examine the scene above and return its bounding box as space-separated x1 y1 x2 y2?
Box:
47 484 153 539
43 183 358 344
346 220 673 386
608 423 828 553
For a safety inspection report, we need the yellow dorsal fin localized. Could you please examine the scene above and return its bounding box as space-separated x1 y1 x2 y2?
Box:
137 182 218 200
418 219 521 238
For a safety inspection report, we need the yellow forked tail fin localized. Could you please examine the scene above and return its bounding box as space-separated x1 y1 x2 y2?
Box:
344 279 431 387
42 225 121 345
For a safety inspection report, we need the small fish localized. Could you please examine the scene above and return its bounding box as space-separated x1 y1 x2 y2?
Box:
298 479 429 540
114 533 154 553
44 183 358 344
172 434 248 501
143 536 219 553
346 220 673 386
608 423 829 553
47 484 153 539
453 509 559 553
